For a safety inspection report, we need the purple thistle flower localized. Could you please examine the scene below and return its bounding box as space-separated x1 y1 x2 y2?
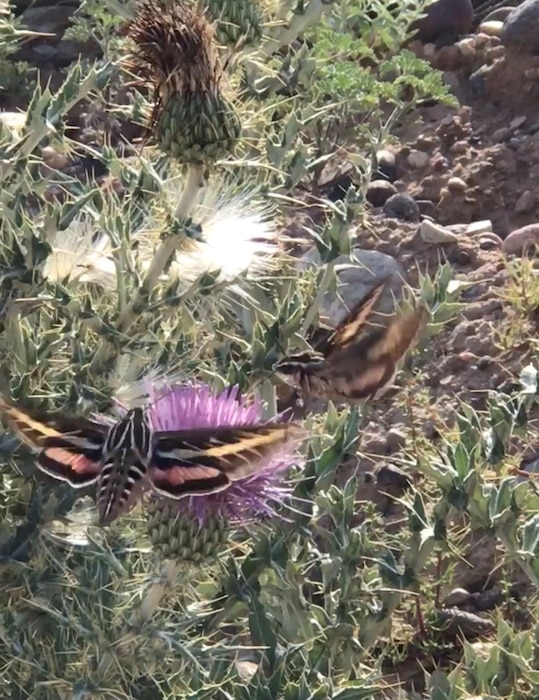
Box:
145 381 303 525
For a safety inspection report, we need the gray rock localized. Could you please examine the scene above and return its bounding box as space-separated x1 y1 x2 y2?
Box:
383 193 420 223
374 149 397 182
366 179 398 207
501 0 539 53
412 0 474 43
298 247 404 324
444 587 472 607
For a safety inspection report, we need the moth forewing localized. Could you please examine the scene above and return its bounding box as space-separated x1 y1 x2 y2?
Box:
365 305 429 364
153 423 305 481
323 276 390 356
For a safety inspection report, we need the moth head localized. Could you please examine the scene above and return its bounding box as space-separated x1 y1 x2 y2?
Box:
273 352 324 383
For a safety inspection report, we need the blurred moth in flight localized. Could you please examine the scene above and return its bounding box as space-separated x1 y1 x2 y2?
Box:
274 277 429 403
0 397 303 526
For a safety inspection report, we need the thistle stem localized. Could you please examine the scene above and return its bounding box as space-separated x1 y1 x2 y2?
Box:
89 165 205 373
124 163 205 323
300 261 335 336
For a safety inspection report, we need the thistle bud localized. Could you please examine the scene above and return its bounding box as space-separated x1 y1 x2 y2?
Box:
126 0 240 164
206 0 263 47
146 494 230 563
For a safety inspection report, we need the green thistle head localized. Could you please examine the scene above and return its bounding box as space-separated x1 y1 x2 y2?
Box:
126 0 241 164
146 494 230 563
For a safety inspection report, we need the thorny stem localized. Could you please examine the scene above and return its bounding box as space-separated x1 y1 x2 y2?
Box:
300 260 335 336
243 0 337 93
90 165 205 372
120 163 205 331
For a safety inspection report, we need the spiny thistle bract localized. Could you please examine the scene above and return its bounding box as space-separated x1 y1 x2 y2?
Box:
206 0 263 47
125 0 241 163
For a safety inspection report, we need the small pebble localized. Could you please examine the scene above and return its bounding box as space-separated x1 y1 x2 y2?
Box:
457 37 475 59
444 587 472 607
41 146 69 170
478 20 504 37
376 464 413 494
374 149 397 182
386 427 407 450
407 149 430 169
492 127 511 142
420 219 459 243
366 179 398 207
383 192 420 223
515 190 535 213
479 234 503 250
447 176 467 192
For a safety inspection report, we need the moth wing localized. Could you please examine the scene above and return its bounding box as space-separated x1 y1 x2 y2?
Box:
38 446 102 487
364 305 429 363
310 305 428 401
0 398 107 486
150 422 304 499
320 276 390 357
0 398 108 450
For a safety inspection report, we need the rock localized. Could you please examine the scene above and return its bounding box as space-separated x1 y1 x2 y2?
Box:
433 609 496 639
457 37 476 59
501 0 539 54
407 149 430 169
480 6 517 24
376 464 413 495
502 223 539 254
41 145 69 171
478 233 503 249
383 193 420 223
478 20 504 37
374 149 397 182
447 176 467 192
412 0 474 43
386 427 408 450
298 248 404 322
416 199 438 218
446 220 493 235
492 126 511 142
366 179 398 207
444 587 472 607
515 190 535 213
420 219 459 243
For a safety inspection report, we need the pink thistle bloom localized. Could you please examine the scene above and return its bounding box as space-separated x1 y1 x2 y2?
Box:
145 382 304 525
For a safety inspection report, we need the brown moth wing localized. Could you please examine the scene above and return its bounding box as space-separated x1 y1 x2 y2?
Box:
150 422 305 498
309 305 429 401
0 398 108 450
364 305 430 363
317 276 390 357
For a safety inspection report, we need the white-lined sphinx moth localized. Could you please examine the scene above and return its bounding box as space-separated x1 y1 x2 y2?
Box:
0 398 304 525
274 277 428 403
